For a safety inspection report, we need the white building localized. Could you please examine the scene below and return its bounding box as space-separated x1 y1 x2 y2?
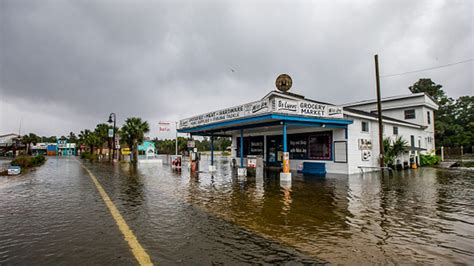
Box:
178 81 438 176
0 133 20 148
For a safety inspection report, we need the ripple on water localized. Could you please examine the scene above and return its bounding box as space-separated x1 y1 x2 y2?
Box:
1 158 473 264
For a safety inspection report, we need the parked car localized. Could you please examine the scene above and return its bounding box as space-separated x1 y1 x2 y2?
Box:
7 165 21 175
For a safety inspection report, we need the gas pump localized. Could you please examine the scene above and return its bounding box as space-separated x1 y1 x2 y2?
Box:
190 148 200 172
188 140 200 173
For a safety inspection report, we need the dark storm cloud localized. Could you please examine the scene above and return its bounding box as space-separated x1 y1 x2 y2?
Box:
0 0 472 137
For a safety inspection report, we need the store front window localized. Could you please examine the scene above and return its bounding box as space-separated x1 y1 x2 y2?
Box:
237 131 333 162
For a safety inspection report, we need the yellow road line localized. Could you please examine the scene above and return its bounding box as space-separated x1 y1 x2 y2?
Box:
78 161 153 266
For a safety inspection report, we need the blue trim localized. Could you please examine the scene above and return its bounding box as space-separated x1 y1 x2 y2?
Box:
178 113 353 133
285 121 348 128
240 129 244 167
271 114 353 125
283 122 287 153
345 127 348 139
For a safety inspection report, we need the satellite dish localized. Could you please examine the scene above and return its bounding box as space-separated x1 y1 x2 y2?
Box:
275 74 292 92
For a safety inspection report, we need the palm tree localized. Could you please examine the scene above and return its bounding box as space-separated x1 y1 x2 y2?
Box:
68 132 78 144
120 117 150 164
383 136 408 167
20 133 41 155
21 134 31 155
79 129 101 154
94 123 110 156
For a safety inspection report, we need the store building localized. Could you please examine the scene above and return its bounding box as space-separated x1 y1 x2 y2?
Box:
32 142 76 156
177 75 438 177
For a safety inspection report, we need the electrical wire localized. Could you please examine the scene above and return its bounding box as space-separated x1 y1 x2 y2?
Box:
381 58 473 78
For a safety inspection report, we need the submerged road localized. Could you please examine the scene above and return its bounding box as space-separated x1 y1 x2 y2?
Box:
0 158 322 265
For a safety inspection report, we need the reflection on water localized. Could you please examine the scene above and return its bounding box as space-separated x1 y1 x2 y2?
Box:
0 157 472 264
176 158 473 264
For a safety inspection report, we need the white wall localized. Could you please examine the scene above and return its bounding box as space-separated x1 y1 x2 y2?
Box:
346 93 437 155
230 114 435 175
346 115 435 174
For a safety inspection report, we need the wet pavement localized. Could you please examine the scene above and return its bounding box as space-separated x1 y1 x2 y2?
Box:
0 158 322 265
0 157 473 265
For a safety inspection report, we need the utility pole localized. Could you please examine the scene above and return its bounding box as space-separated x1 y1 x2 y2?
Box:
175 121 178 156
375 54 384 168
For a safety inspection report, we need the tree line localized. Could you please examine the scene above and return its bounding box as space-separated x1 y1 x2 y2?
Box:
409 78 473 150
152 136 231 154
20 117 232 163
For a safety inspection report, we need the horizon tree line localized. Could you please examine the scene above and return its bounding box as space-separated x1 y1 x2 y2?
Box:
19 117 232 164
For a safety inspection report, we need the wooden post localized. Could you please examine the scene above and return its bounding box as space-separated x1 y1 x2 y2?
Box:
374 54 384 168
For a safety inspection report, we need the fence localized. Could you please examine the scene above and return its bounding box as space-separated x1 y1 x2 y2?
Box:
437 146 473 161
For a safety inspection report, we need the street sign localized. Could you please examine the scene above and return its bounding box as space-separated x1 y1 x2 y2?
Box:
108 128 114 138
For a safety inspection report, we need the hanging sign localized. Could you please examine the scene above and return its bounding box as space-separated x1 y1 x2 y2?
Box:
108 129 114 138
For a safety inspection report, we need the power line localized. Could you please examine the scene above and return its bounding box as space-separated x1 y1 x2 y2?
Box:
381 58 474 78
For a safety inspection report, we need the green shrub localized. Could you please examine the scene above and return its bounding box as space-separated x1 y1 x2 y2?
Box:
80 152 98 161
80 152 90 159
420 154 440 166
11 155 46 168
11 156 32 168
31 155 46 166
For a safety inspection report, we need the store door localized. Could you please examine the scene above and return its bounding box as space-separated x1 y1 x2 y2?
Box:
266 135 283 167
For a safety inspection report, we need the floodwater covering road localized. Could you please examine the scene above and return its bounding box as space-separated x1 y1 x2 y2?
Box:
0 158 321 265
0 157 473 265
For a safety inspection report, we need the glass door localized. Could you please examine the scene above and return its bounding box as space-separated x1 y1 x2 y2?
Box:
266 135 283 167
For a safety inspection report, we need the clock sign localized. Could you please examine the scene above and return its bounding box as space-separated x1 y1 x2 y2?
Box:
275 74 292 92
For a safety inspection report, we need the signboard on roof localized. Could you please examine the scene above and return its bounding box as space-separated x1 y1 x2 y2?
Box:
273 97 343 118
179 98 271 129
178 93 343 130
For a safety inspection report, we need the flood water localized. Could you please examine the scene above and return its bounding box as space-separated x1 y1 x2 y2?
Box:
0 157 473 265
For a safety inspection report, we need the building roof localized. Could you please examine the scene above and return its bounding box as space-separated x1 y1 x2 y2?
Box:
342 92 438 109
0 133 20 138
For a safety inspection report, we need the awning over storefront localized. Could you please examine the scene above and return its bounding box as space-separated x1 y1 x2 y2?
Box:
177 91 353 135
178 113 352 135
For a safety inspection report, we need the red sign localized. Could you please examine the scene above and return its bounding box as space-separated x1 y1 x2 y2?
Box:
159 121 171 132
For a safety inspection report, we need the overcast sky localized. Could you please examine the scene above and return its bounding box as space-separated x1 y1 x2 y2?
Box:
1 0 472 139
